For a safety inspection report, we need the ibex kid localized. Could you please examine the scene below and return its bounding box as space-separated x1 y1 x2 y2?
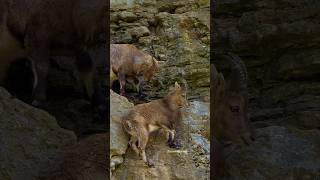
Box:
122 82 188 167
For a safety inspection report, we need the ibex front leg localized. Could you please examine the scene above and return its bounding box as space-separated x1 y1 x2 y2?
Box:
163 122 182 149
137 75 147 98
118 70 126 96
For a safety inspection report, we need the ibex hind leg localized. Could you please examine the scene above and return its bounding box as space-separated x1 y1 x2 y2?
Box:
138 129 154 167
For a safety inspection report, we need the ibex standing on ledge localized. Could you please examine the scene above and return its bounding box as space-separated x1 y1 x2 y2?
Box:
122 82 188 167
110 44 159 97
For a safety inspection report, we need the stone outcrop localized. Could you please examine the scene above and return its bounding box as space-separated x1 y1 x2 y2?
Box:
224 126 320 179
0 87 77 180
49 133 109 180
0 87 109 180
110 90 133 173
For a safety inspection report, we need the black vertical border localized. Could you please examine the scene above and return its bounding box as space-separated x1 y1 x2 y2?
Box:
106 0 110 179
210 0 216 179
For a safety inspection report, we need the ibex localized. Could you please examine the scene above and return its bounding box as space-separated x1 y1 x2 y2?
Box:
0 0 108 118
110 44 159 96
211 52 255 177
122 82 188 167
211 52 254 145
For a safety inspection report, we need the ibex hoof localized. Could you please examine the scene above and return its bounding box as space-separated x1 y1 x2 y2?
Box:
168 141 182 149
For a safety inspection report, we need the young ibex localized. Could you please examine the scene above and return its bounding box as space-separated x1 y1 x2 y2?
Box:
0 0 108 118
110 44 159 96
122 82 188 167
211 53 255 177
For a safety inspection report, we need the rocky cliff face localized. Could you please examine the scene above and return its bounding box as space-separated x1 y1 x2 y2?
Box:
213 0 320 178
214 0 320 129
0 87 109 180
0 87 77 179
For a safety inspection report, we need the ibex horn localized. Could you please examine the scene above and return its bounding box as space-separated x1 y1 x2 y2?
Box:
226 52 248 94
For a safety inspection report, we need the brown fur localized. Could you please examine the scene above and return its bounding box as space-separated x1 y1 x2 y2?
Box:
0 0 107 107
122 82 188 167
110 44 159 96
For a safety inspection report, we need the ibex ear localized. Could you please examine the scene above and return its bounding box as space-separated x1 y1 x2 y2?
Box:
152 58 159 69
216 74 226 98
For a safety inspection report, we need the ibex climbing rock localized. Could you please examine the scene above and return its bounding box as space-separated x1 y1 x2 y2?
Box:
122 82 188 167
0 0 108 119
110 44 159 97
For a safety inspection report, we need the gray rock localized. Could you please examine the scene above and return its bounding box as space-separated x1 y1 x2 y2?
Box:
110 90 133 173
128 26 150 38
119 11 138 22
184 101 210 138
49 134 108 180
0 87 77 180
224 126 320 179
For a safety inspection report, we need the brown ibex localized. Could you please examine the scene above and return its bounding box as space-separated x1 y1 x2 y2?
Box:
211 53 255 177
110 44 159 97
0 0 108 118
122 82 188 167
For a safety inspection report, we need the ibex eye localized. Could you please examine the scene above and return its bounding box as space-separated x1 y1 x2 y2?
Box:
230 106 240 112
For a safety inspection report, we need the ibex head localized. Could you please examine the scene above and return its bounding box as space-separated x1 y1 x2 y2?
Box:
144 56 159 82
211 53 254 146
166 81 189 109
143 43 160 82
